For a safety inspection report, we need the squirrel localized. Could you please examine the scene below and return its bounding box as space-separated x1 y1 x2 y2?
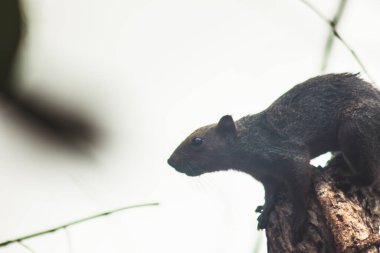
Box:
167 73 380 243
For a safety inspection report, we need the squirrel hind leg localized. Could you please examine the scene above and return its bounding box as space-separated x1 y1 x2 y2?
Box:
337 118 379 186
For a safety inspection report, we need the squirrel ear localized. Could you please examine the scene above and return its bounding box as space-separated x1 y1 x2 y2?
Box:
216 115 237 137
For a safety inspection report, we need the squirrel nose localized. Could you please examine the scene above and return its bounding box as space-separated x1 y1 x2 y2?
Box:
167 157 175 168
167 156 177 168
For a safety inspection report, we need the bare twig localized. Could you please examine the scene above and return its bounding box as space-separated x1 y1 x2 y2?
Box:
299 0 329 22
333 32 375 82
64 227 73 253
17 241 36 253
0 202 159 248
299 0 375 83
321 0 347 72
252 232 263 253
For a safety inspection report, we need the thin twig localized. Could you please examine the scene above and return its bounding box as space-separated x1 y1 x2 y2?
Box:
252 232 263 253
17 241 36 253
64 227 73 253
333 31 374 82
299 0 375 83
321 0 347 72
299 0 329 22
0 202 159 248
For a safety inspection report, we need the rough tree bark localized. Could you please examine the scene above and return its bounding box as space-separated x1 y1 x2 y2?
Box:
264 154 380 253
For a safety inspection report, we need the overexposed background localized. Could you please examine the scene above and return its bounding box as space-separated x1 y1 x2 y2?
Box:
0 0 379 252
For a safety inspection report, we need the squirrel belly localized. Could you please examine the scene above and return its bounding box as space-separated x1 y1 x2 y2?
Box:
167 73 380 242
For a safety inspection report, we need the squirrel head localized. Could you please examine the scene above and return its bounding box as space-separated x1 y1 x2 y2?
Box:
168 115 237 176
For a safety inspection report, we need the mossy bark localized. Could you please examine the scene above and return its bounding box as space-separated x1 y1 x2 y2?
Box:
265 154 380 253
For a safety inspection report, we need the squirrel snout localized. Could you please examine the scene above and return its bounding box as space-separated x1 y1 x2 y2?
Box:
168 155 182 171
167 156 176 168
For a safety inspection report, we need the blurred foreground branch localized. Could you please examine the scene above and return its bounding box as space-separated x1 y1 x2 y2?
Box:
0 202 159 248
0 0 99 152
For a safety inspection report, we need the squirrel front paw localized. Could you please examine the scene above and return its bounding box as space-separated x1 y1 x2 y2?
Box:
257 210 270 230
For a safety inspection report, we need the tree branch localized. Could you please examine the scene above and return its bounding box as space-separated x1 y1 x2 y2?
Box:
264 154 380 253
0 202 159 248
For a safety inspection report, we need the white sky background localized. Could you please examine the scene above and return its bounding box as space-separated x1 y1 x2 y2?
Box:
0 0 379 252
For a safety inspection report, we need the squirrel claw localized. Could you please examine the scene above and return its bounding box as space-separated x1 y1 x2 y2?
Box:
257 212 269 230
255 205 264 213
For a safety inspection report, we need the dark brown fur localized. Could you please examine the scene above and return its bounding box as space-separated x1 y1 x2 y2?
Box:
168 73 380 243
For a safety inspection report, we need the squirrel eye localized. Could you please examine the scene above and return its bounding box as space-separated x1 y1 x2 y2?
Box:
191 137 204 147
